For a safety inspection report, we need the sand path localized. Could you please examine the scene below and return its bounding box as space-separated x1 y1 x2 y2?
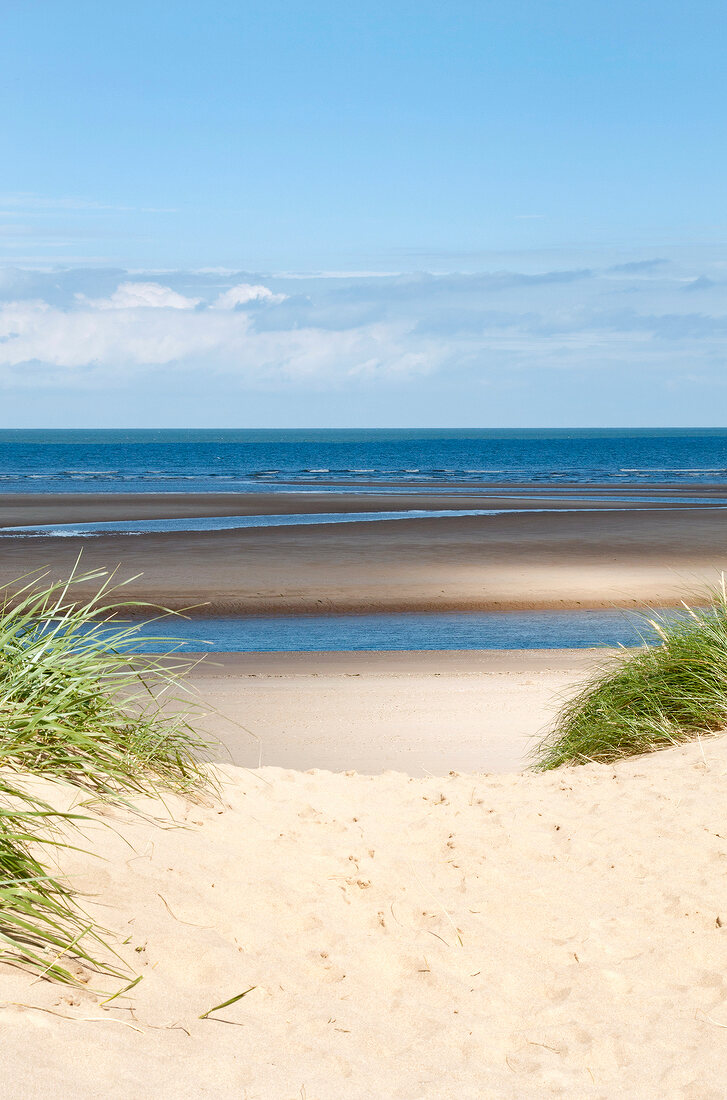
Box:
3 736 727 1098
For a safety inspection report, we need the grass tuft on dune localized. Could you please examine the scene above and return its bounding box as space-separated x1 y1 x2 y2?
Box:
0 564 206 982
533 582 727 770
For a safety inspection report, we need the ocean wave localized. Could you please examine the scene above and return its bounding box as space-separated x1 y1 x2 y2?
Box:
620 468 727 473
2 431 727 494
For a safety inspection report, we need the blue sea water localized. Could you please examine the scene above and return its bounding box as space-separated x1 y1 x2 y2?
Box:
2 428 727 493
2 429 718 650
85 610 667 653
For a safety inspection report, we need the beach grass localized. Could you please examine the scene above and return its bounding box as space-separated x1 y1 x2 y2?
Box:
0 781 112 981
532 582 727 770
0 564 207 981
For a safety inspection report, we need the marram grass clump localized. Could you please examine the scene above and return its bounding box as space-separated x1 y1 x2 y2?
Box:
0 565 208 981
532 583 727 771
0 781 111 981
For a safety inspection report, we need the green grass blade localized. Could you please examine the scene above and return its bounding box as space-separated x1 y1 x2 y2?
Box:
199 987 256 1019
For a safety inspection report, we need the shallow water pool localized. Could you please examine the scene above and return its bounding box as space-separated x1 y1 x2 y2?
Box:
99 608 676 653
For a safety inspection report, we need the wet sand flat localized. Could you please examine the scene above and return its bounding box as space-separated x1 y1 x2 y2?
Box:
0 490 725 612
0 485 721 527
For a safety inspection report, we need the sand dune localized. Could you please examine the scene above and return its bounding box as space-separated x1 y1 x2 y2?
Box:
3 736 727 1098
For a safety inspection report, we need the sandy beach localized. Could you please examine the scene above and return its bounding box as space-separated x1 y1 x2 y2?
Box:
2 491 726 1096
188 649 605 774
6 0 726 1090
3 731 727 1098
1 489 727 612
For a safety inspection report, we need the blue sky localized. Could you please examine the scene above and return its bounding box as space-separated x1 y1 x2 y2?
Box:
1 1 726 426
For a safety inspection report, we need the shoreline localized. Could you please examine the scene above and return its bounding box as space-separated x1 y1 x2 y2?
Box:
181 647 617 675
0 501 725 612
0 488 724 616
2 482 727 524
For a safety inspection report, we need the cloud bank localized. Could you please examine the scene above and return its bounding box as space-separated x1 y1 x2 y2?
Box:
0 257 726 396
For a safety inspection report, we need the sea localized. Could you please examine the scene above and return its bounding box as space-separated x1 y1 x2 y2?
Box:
2 427 727 493
97 610 670 653
1 428 721 651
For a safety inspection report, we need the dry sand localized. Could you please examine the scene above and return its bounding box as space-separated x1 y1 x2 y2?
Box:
3 735 727 1098
1 492 727 612
189 649 606 774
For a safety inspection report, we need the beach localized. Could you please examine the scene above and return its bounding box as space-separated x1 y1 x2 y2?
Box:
2 484 727 1096
4 735 727 1098
1 488 727 613
6 0 727 1085
188 649 604 774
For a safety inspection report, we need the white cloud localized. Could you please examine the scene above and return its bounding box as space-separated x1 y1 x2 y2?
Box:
1 258 726 396
0 297 438 386
77 281 201 310
213 283 287 309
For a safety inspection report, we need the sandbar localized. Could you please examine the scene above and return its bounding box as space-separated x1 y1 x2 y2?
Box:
0 489 725 611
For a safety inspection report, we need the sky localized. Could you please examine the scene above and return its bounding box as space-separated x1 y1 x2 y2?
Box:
1 0 726 427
